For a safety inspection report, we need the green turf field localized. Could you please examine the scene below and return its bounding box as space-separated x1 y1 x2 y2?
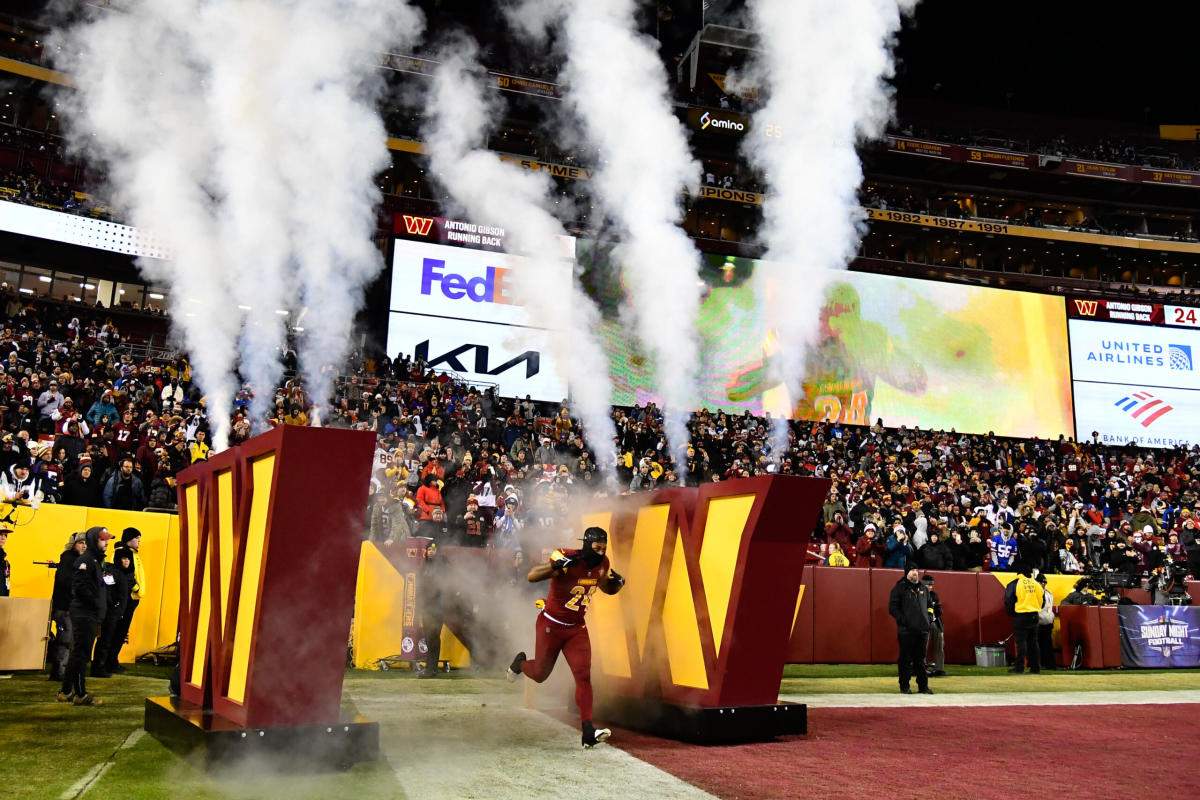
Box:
4 663 1200 800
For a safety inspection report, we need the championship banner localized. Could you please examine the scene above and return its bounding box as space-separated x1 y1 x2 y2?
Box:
1117 606 1200 668
495 155 592 181
866 208 1200 255
695 185 764 205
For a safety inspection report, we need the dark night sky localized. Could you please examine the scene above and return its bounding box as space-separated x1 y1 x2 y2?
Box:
892 0 1196 125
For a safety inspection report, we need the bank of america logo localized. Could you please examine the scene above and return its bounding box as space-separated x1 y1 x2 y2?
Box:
1115 391 1174 427
1169 344 1193 371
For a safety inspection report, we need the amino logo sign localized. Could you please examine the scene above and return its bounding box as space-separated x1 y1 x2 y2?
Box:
1114 391 1174 427
419 257 513 304
699 110 746 132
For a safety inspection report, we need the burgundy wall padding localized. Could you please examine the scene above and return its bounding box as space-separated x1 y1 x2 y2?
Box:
786 566 815 664
1059 606 1105 668
869 568 904 664
811 567 873 664
926 570 979 665
976 573 1016 657
1122 588 1152 605
1099 606 1123 667
1190 581 1200 606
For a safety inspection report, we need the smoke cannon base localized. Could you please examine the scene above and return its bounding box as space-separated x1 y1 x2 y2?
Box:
144 696 379 771
596 697 806 744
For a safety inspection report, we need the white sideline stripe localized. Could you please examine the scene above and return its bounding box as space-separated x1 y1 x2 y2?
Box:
60 728 142 799
780 689 1200 708
350 688 718 800
120 729 146 749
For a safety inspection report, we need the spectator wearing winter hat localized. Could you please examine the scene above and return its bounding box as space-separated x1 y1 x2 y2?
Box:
48 531 88 681
61 456 103 508
415 472 445 521
853 524 886 567
59 525 113 706
456 494 490 547
106 527 145 674
493 494 523 553
884 524 913 569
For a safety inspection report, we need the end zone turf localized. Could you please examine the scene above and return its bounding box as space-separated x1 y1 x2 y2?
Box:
4 665 1200 800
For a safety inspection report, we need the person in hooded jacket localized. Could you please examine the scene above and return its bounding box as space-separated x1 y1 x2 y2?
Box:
61 457 104 508
918 529 953 571
48 532 88 681
91 546 131 678
59 526 112 705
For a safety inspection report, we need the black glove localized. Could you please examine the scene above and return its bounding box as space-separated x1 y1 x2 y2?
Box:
550 549 574 572
607 569 625 590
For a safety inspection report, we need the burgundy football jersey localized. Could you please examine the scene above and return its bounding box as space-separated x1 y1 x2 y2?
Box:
542 549 609 626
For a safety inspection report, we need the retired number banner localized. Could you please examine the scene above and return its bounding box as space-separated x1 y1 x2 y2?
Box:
1117 605 1200 668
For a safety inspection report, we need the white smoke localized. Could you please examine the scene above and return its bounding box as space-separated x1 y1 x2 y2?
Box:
50 0 423 447
739 0 916 451
422 45 618 482
510 0 703 477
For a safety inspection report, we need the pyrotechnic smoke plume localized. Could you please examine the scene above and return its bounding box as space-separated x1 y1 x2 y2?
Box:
422 45 618 481
50 0 423 446
739 0 916 451
510 0 703 475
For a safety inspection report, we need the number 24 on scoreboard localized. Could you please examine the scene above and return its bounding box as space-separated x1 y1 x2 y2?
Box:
1167 306 1200 328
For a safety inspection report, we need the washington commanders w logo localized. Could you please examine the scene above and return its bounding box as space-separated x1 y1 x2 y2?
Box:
1074 299 1100 316
579 477 827 708
402 215 435 236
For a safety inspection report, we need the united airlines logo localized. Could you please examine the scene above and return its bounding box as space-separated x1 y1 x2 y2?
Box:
1169 344 1193 371
1114 391 1174 427
1074 299 1100 316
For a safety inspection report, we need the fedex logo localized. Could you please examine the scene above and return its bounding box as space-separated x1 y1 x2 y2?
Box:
419 258 513 304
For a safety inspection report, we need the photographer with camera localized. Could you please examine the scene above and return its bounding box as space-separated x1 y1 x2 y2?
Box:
1149 561 1193 606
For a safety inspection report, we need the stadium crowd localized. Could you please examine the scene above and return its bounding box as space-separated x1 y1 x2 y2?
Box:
1 282 1198 588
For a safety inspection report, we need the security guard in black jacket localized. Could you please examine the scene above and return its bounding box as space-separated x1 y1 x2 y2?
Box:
888 563 934 694
58 526 112 706
91 546 132 678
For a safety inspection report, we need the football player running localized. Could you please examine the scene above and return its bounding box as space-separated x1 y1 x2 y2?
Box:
507 526 625 748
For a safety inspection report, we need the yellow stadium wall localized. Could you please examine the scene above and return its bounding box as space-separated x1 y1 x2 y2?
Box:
8 510 469 669
4 503 179 663
351 541 470 670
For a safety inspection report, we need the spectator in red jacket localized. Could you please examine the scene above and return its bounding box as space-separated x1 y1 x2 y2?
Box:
853 524 886 567
415 473 445 520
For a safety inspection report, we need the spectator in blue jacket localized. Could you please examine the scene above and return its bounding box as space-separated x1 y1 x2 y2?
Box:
86 390 119 427
884 524 913 569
